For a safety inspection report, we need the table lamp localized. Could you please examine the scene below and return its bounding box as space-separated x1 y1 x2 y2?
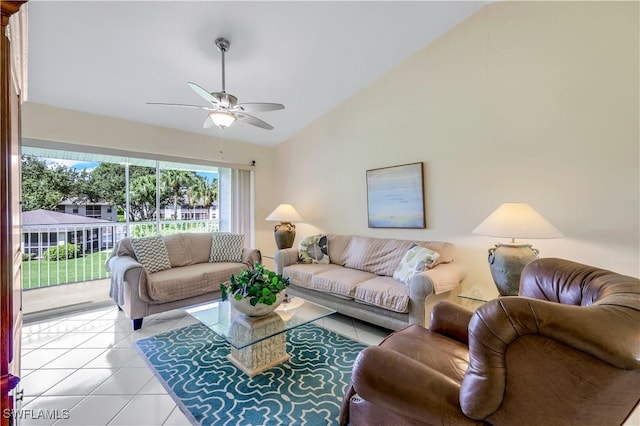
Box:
265 204 304 250
472 203 563 296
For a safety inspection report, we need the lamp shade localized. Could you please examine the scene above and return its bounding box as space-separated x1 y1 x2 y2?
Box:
265 204 304 223
472 203 563 240
209 111 237 129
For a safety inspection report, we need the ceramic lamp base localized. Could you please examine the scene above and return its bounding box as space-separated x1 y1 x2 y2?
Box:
273 222 296 249
488 243 539 296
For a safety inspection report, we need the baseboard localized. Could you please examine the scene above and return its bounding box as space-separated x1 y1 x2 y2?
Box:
23 300 116 324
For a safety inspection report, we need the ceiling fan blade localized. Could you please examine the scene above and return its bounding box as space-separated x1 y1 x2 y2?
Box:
236 113 274 130
233 102 285 113
187 82 219 104
146 102 212 111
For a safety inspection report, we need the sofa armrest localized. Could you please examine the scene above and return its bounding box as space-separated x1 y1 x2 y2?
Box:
274 248 299 275
407 262 466 327
351 346 482 425
429 301 473 344
242 248 262 268
107 255 148 305
416 261 467 294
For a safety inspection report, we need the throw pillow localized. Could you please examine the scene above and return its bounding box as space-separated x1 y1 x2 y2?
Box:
210 233 245 263
392 245 441 285
130 236 172 273
299 234 330 264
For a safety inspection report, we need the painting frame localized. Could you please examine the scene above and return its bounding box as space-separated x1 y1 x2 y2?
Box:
366 162 426 229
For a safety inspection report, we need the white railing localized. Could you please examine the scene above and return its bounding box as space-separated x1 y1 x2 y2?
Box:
21 219 220 290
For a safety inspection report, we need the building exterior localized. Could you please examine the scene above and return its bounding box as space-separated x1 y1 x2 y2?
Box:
56 198 118 222
22 209 117 258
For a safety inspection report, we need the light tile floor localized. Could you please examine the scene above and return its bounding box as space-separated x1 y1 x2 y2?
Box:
19 304 640 426
19 304 390 426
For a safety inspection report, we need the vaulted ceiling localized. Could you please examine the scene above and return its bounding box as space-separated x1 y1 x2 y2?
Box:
27 1 486 146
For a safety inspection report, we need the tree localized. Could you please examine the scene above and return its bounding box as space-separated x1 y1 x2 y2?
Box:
129 174 157 221
161 170 197 219
185 176 218 219
88 163 165 221
21 156 78 211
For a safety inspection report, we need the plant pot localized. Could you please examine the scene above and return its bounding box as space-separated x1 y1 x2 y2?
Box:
230 292 285 317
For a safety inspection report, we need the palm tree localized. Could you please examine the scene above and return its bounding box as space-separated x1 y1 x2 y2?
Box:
186 176 207 220
161 170 196 220
129 174 157 221
200 178 219 219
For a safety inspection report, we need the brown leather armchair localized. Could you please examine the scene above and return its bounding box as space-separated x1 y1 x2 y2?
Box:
340 258 640 426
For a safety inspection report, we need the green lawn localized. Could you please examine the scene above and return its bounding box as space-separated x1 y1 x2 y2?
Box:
22 250 112 290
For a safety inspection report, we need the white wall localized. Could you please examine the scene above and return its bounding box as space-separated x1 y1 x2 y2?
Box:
22 2 640 285
274 1 640 287
21 103 279 252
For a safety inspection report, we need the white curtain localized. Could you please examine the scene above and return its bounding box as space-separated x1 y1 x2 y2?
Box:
220 168 255 247
8 3 28 101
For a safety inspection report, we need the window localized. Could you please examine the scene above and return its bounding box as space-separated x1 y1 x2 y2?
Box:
20 144 254 241
85 205 101 218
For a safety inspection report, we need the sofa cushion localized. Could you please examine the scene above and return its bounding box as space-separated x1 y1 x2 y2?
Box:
393 245 441 284
311 267 378 298
343 236 414 277
299 234 330 264
146 262 248 303
283 263 342 289
164 233 216 267
209 233 244 263
353 277 410 313
327 234 352 266
130 236 172 273
163 233 193 267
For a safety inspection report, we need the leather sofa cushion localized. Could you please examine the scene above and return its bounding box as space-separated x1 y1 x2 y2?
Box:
354 276 410 313
146 262 247 303
380 324 469 384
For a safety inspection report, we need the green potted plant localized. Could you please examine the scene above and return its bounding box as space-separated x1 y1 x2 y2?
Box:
221 262 291 316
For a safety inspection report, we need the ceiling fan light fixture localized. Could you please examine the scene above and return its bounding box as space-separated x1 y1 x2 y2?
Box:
148 36 284 131
209 111 237 129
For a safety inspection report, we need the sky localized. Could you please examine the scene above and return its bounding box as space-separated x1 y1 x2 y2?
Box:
44 158 218 182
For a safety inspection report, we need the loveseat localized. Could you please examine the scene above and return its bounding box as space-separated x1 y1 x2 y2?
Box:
275 234 466 330
341 258 640 425
106 232 261 330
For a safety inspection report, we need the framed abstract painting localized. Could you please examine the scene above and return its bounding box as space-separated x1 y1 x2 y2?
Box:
366 162 426 228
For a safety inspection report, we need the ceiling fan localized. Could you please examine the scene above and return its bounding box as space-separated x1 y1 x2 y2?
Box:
147 37 284 130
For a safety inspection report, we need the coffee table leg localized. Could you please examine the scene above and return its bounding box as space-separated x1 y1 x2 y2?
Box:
228 332 290 377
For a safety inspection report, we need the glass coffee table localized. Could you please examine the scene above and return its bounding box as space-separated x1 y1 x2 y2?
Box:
185 296 335 376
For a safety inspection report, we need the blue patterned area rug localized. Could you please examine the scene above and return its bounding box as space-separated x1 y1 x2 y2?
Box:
135 323 367 426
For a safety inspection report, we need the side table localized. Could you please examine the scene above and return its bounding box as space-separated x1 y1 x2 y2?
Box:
457 285 499 309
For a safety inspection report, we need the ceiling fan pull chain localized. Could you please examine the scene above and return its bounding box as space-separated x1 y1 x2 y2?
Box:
219 132 225 161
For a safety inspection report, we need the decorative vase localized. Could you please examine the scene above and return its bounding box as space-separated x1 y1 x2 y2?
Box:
488 243 539 296
230 292 285 317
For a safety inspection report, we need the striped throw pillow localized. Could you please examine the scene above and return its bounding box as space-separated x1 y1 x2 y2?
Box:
209 233 245 263
130 236 172 273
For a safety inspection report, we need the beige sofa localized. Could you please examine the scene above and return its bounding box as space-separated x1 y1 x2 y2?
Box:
275 234 466 331
106 232 261 330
